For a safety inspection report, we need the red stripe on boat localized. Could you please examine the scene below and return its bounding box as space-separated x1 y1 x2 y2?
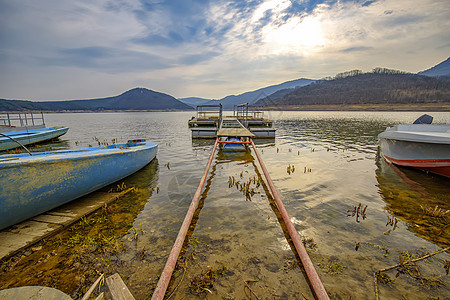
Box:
383 155 450 178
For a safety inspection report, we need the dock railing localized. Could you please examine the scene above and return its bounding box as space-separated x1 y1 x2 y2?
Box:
196 104 222 128
234 104 265 128
0 112 45 129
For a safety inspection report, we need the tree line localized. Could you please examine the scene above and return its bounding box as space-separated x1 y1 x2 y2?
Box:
257 70 450 106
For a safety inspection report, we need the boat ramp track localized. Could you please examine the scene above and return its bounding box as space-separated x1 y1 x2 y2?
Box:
151 137 329 300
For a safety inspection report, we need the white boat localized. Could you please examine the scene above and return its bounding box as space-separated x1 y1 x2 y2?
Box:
378 115 450 178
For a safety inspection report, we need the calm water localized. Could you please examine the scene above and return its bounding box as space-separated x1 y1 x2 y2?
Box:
8 111 450 299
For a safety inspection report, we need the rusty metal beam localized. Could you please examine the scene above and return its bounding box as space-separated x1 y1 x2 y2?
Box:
151 137 219 300
249 139 329 300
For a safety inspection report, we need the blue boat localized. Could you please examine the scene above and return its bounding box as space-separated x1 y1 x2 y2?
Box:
221 137 247 151
0 140 158 230
1 112 69 151
0 126 69 151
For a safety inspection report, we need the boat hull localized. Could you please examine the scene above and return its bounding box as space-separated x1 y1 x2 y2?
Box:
222 138 246 151
0 126 69 151
0 141 158 230
379 138 450 178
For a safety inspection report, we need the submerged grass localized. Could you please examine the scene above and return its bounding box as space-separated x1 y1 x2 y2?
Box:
0 187 151 299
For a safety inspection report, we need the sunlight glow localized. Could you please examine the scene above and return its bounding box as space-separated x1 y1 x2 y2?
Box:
262 15 325 55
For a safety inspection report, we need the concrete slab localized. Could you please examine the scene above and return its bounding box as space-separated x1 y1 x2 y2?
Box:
0 286 71 300
0 189 133 261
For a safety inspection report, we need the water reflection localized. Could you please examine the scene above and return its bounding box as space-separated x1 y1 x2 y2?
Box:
191 139 214 149
275 118 387 154
121 158 160 201
191 138 275 150
2 112 449 299
164 148 315 299
376 151 449 247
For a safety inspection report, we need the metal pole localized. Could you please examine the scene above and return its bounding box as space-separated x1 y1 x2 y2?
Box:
219 104 222 131
0 133 32 156
151 138 219 300
249 139 329 300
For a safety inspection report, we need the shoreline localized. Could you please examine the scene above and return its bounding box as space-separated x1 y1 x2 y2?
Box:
262 103 450 112
1 103 449 113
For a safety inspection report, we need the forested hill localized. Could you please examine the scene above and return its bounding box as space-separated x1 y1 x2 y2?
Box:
256 69 450 107
0 88 194 111
419 57 450 77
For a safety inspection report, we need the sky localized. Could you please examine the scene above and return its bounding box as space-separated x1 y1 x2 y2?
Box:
0 0 449 101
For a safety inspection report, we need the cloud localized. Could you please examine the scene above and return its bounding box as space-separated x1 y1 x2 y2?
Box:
178 52 221 65
341 46 373 53
362 1 377 7
0 0 449 100
41 47 173 72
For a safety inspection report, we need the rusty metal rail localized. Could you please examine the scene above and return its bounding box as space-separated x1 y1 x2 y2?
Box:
151 138 328 299
217 140 251 144
151 138 219 300
249 139 329 300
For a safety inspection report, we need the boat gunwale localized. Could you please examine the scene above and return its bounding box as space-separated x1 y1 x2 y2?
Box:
0 126 69 137
0 142 158 166
378 124 450 144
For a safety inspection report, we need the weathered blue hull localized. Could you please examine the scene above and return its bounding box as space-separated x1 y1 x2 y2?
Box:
0 126 69 151
222 138 246 151
0 140 158 230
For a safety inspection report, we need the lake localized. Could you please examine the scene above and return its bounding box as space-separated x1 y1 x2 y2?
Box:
2 111 449 299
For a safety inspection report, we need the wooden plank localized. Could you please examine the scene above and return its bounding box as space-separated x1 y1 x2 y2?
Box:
6 220 63 237
217 128 255 137
0 245 15 259
81 273 104 300
0 189 133 261
106 273 135 300
94 293 104 300
32 214 73 225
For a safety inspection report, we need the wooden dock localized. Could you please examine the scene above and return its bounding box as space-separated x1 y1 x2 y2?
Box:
0 188 133 261
188 104 275 139
216 127 255 137
217 118 255 138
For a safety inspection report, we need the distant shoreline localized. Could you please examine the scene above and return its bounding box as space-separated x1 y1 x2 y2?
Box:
262 103 450 112
1 103 449 113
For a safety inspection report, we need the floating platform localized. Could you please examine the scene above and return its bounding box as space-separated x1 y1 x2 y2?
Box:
188 104 275 139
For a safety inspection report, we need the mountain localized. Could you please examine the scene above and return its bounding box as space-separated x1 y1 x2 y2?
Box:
0 88 194 111
207 78 314 109
178 97 212 106
256 69 450 107
418 57 450 77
